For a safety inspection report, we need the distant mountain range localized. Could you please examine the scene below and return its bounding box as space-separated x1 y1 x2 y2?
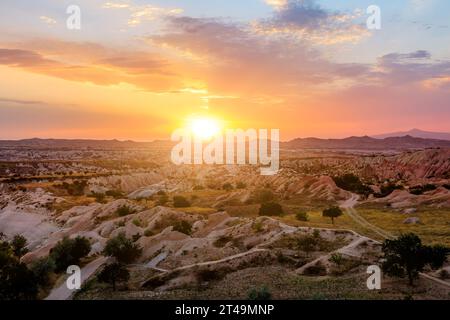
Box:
1 133 450 151
281 135 450 150
372 129 450 141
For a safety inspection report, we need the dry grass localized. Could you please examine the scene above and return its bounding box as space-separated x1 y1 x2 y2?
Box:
356 206 450 246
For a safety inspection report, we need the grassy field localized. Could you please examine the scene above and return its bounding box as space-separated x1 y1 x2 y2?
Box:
355 205 450 246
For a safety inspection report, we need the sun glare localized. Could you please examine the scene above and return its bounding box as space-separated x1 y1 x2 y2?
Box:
187 117 222 140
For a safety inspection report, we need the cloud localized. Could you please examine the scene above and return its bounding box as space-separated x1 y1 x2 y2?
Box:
376 50 450 85
0 43 183 92
101 1 183 26
102 2 130 9
39 16 57 25
150 16 370 97
264 0 288 9
0 97 43 105
256 0 369 45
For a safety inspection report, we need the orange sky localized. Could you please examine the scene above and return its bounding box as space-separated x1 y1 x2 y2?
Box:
0 0 449 141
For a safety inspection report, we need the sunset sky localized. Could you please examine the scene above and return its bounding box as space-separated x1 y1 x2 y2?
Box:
0 0 449 140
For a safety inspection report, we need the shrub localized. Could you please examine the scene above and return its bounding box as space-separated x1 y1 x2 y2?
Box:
375 183 403 198
333 174 372 196
248 286 271 300
439 269 449 280
30 258 55 288
173 196 191 208
252 221 264 233
92 192 107 204
259 202 284 216
144 229 154 237
254 189 275 203
59 180 87 196
11 235 29 258
409 184 437 195
296 211 309 222
236 182 247 189
132 219 142 227
303 261 327 276
103 233 142 264
105 190 125 199
329 253 343 266
172 220 192 235
0 236 39 300
297 235 318 255
213 236 232 248
49 236 91 273
195 269 224 282
97 263 130 291
116 205 136 217
222 183 233 191
156 194 169 206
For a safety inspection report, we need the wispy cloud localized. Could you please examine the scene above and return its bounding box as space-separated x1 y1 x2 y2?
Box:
101 1 183 26
39 16 57 25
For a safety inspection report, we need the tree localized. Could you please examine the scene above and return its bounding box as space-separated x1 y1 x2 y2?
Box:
382 233 449 285
0 237 38 300
11 235 29 258
50 236 91 272
259 202 284 216
103 233 142 264
30 258 55 288
322 206 343 225
97 263 130 291
172 220 192 235
173 196 191 208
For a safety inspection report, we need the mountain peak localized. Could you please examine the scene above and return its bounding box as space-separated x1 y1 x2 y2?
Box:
373 129 450 141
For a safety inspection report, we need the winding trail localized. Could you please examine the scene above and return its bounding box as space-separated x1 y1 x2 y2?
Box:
341 195 394 240
340 194 450 289
45 256 109 300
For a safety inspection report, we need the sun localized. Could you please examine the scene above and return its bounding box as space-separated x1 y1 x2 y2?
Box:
187 117 222 140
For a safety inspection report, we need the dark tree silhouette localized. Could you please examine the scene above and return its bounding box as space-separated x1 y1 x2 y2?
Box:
382 233 449 285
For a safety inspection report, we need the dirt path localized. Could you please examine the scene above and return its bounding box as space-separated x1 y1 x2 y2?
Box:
340 194 450 289
295 236 369 274
45 256 109 300
340 194 394 240
172 248 269 272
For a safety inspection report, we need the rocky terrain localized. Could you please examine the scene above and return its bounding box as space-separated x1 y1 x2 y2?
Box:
0 143 449 300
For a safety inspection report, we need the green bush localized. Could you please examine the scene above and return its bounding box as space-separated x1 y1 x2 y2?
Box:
173 196 191 208
97 263 130 291
49 236 91 272
0 236 38 300
222 183 233 191
236 182 247 189
248 286 271 300
333 174 372 196
106 190 125 199
172 220 192 235
30 258 55 288
259 202 284 216
103 233 142 264
116 205 136 217
296 211 309 222
11 235 29 258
